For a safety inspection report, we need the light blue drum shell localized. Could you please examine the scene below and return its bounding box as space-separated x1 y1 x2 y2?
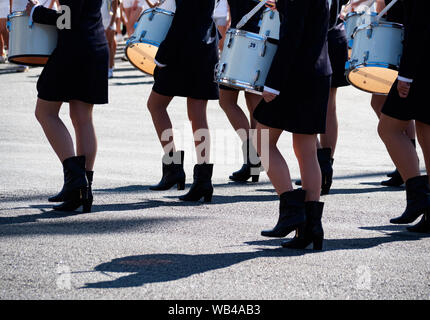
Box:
127 8 174 47
216 29 278 94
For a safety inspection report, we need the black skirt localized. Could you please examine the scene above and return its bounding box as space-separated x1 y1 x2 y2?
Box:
152 42 219 100
37 44 109 104
382 75 430 125
253 75 331 134
328 25 349 88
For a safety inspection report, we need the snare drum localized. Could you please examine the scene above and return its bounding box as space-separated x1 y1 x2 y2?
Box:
345 22 404 95
259 8 280 40
7 11 58 66
125 8 174 75
215 29 278 95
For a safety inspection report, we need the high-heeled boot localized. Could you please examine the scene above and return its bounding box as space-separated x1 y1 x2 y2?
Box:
295 148 333 195
229 139 261 183
407 211 430 233
48 155 86 202
281 201 324 250
381 169 404 187
390 175 430 224
261 189 306 238
150 151 186 191
318 148 334 195
52 156 91 213
179 163 213 202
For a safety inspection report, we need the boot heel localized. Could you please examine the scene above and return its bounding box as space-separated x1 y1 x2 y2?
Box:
252 175 259 183
82 199 93 213
204 192 213 203
80 187 92 213
313 236 324 251
177 180 185 190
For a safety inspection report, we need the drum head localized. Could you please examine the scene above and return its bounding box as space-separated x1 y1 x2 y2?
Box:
347 66 398 95
8 55 49 66
125 43 158 76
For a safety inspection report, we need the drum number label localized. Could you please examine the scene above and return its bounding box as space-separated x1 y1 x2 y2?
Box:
248 41 258 50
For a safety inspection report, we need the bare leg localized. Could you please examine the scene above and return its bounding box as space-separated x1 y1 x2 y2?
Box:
187 98 210 164
244 91 262 131
0 18 9 55
35 98 75 162
378 114 420 181
69 100 97 171
415 121 430 177
319 87 338 156
219 89 250 141
105 28 116 70
253 123 292 195
147 90 175 154
293 133 321 201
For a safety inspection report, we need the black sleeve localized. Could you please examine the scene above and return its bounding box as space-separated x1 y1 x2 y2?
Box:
398 0 428 80
155 0 192 65
33 0 84 29
264 0 311 91
32 6 60 25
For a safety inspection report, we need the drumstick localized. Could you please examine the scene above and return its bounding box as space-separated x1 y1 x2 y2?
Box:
376 0 399 21
236 0 268 29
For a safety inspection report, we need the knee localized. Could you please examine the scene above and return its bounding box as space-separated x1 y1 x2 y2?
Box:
377 119 389 142
69 109 91 128
35 105 55 124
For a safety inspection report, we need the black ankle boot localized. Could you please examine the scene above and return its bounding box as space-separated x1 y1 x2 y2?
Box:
48 156 86 202
318 148 333 195
229 139 261 183
150 151 186 191
381 169 404 187
295 148 333 195
390 175 430 224
179 163 214 202
52 156 90 213
407 211 430 233
261 189 306 238
281 201 324 250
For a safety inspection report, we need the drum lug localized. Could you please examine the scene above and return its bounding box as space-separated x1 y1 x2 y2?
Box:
345 61 350 71
270 11 275 19
227 37 233 48
139 31 147 42
260 44 267 57
6 20 10 32
253 70 261 84
366 28 373 39
363 51 369 63
149 11 155 21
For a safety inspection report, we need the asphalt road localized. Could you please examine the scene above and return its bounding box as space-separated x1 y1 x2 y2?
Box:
0 46 429 300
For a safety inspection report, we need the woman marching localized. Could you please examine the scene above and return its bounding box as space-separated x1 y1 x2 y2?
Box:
253 0 332 250
26 0 109 213
146 0 219 202
218 0 264 183
377 0 430 233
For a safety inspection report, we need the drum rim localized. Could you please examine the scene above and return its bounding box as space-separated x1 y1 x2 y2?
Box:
227 28 267 42
346 61 399 72
126 38 162 47
345 11 364 20
7 11 27 19
141 7 175 17
216 77 262 95
354 21 404 36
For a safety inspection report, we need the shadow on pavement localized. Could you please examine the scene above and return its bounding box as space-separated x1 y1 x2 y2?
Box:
82 227 429 289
